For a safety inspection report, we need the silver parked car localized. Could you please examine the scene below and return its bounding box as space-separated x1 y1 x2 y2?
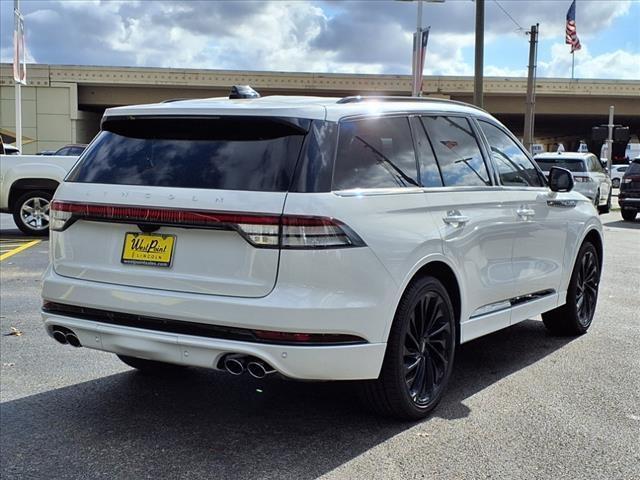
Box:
610 164 629 188
534 152 612 213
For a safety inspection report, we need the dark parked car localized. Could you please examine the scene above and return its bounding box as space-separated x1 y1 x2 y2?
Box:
54 144 87 156
619 157 640 221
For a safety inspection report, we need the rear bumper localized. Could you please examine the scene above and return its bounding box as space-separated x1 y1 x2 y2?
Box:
41 265 394 380
42 313 386 380
573 183 597 200
618 195 640 209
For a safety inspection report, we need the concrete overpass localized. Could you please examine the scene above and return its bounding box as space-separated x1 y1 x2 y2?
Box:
1 63 639 154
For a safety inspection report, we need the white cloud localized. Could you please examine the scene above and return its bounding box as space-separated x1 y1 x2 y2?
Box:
539 43 640 79
0 0 637 80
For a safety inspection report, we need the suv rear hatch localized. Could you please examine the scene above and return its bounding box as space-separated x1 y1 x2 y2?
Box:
51 115 311 298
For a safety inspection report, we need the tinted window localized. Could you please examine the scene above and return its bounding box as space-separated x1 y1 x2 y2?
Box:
67 117 307 192
333 117 419 190
421 116 490 187
56 147 70 156
479 121 543 187
410 117 443 187
535 157 586 172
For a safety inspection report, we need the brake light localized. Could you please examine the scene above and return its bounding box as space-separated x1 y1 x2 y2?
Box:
622 178 633 184
281 216 363 248
49 201 364 249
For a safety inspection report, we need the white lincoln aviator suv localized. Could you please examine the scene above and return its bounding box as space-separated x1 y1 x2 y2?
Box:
41 90 603 420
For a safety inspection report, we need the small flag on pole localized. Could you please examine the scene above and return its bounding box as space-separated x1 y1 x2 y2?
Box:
412 27 430 96
13 6 27 84
565 0 581 53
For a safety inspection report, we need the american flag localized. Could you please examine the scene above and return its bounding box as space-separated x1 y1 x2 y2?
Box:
566 0 581 53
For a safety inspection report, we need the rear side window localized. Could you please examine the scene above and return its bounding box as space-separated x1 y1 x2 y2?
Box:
589 156 604 172
421 116 490 187
67 117 308 192
333 117 419 190
478 121 543 187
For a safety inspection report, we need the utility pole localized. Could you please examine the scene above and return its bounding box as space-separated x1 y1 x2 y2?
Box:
523 24 539 154
606 106 614 173
14 0 23 152
473 0 485 107
411 0 424 96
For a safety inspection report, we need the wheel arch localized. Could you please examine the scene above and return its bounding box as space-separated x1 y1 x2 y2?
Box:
582 228 604 270
384 258 463 344
8 178 59 211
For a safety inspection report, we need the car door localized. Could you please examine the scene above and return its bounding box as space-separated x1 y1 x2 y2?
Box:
476 119 567 323
414 115 521 342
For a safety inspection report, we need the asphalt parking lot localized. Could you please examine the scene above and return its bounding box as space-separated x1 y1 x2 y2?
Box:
0 211 638 480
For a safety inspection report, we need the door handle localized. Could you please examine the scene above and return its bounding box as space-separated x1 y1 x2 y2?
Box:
516 207 535 219
443 212 470 227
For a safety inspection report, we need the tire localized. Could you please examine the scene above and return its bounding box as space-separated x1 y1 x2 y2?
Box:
117 354 187 375
598 190 611 214
359 276 456 420
542 241 600 336
12 190 53 236
621 209 637 221
612 178 620 188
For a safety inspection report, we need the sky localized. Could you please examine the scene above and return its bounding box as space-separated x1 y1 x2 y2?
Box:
1 0 639 79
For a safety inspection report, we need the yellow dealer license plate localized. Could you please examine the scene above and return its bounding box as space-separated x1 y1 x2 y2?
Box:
121 233 175 267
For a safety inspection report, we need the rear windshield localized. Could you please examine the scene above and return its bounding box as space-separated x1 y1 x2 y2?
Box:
67 117 309 192
535 158 586 172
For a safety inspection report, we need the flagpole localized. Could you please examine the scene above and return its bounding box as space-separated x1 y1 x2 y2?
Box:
571 51 575 80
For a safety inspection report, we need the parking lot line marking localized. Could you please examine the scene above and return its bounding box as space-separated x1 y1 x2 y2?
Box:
0 240 41 261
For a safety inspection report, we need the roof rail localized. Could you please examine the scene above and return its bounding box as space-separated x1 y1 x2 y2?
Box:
336 95 488 113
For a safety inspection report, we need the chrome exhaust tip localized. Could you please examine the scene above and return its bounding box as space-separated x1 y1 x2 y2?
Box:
52 330 68 345
65 332 81 347
224 357 246 376
247 360 276 379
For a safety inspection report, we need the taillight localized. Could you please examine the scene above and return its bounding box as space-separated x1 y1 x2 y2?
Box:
622 178 633 184
573 176 592 183
49 201 364 249
281 216 363 248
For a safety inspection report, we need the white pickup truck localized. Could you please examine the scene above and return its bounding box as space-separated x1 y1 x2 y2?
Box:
0 154 79 235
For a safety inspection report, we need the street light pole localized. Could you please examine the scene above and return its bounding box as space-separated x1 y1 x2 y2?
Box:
606 106 614 174
473 0 484 108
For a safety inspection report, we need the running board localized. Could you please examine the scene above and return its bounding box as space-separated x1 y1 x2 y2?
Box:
470 289 556 319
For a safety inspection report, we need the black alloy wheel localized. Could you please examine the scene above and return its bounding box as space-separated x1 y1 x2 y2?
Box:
403 290 453 407
360 276 456 420
575 248 599 327
543 241 600 335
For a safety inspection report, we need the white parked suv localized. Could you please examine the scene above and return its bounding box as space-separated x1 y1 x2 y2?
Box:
534 152 612 213
41 92 604 419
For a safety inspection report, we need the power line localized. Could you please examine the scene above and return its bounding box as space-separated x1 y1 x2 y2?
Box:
492 0 525 32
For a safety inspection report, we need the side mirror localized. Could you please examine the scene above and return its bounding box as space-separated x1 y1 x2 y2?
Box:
548 166 574 192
